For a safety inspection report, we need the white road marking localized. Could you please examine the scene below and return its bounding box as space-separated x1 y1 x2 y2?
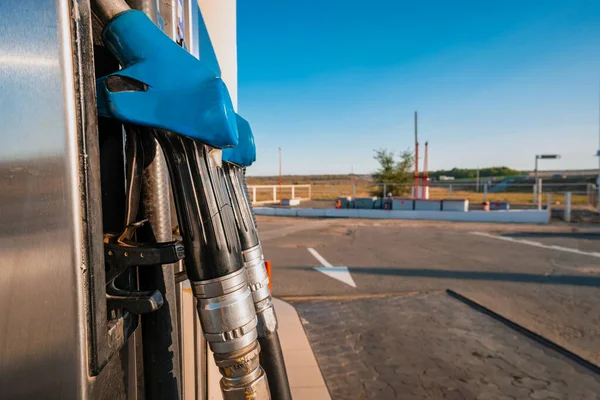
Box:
308 247 333 267
470 231 600 259
307 247 357 288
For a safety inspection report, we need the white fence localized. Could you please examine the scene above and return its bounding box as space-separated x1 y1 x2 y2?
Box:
247 184 312 205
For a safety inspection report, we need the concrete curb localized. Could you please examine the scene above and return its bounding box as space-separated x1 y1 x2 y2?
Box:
272 298 331 399
254 207 550 224
208 298 331 399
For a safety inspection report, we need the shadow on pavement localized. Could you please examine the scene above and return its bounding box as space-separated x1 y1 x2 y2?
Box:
288 266 600 287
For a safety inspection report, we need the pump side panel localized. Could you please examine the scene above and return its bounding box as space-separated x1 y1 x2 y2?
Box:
0 1 88 398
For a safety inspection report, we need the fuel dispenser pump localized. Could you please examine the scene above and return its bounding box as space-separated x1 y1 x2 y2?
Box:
92 0 271 398
223 116 293 400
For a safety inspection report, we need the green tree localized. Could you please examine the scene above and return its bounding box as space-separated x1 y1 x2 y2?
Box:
371 149 414 196
429 166 522 180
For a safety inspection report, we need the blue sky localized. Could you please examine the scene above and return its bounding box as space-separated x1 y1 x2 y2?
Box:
237 0 600 175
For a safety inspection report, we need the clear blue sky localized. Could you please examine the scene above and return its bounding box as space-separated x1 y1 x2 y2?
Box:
237 0 600 176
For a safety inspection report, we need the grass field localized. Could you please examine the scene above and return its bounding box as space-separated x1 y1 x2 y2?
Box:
245 181 593 206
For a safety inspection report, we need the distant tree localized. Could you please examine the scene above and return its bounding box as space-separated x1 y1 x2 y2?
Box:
371 149 414 196
429 166 522 180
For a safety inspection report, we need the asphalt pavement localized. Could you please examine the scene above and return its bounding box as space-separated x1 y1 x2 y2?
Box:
257 216 600 399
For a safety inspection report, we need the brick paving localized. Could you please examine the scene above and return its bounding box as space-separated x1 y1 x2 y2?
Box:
291 293 600 400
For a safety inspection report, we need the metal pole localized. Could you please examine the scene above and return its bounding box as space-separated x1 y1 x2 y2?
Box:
273 186 277 202
252 186 257 203
547 192 552 212
278 147 282 195
564 192 572 222
351 165 355 199
476 168 480 192
291 185 295 199
483 183 488 202
537 178 543 210
448 184 453 198
597 182 600 212
587 183 591 205
414 111 419 198
414 111 418 177
383 183 386 198
533 155 539 203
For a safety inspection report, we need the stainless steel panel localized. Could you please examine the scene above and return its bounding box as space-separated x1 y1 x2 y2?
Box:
0 0 89 398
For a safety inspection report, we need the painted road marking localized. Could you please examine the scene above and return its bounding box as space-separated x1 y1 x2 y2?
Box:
470 232 600 259
307 247 357 288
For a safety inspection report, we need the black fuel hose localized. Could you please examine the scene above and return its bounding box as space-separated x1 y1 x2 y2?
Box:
258 332 291 400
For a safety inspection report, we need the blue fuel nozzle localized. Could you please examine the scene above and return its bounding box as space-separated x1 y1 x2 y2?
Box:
96 10 238 149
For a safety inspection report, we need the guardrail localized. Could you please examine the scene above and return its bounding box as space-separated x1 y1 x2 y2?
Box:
247 184 312 205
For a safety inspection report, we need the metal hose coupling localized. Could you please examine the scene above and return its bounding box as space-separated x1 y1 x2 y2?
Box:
242 244 277 338
215 341 270 399
191 268 270 399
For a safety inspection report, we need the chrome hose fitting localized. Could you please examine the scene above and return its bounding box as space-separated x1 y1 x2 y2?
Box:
215 342 270 400
242 244 270 305
192 268 258 354
242 244 278 337
191 268 271 399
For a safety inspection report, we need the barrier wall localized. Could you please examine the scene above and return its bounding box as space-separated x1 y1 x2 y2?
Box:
392 199 414 210
442 199 469 211
254 207 550 224
414 199 442 211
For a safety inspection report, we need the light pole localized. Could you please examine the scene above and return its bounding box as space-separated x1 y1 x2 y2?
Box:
278 147 282 196
596 150 600 213
597 77 600 210
534 154 560 205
